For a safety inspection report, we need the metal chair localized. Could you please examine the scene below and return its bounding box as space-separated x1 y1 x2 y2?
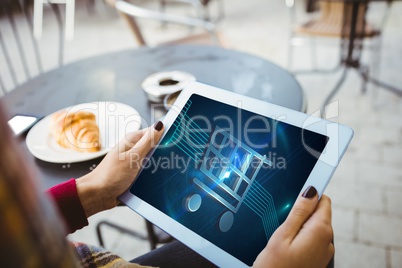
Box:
287 0 390 72
0 0 64 95
96 218 174 250
33 0 106 41
286 0 400 117
33 0 75 40
158 0 225 23
106 0 221 47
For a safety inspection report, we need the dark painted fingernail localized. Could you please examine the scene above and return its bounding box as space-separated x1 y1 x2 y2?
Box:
302 186 317 199
154 121 163 131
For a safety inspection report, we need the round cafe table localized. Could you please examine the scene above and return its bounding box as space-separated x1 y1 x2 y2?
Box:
3 44 304 189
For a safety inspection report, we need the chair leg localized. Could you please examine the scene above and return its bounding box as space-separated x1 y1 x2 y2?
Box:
217 0 225 22
287 42 293 71
33 0 44 39
145 220 158 250
50 4 65 66
360 65 369 93
6 0 31 80
96 220 148 248
359 70 402 97
0 21 18 88
310 36 317 70
65 0 75 40
22 0 44 73
293 64 342 76
119 13 146 46
287 33 295 71
0 75 6 95
145 220 175 250
290 37 342 75
201 2 210 21
321 68 349 118
86 0 96 15
366 35 382 97
96 219 174 250
159 0 168 28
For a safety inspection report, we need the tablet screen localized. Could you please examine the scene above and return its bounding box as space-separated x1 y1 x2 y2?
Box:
130 94 329 265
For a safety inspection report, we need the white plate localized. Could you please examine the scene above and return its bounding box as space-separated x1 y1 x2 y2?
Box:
26 102 141 163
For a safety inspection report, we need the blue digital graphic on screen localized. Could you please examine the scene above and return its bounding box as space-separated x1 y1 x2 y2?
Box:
130 94 328 266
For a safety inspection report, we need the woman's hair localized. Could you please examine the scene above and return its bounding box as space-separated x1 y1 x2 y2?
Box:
0 102 79 267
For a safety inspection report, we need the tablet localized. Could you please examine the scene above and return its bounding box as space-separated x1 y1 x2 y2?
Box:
120 82 353 267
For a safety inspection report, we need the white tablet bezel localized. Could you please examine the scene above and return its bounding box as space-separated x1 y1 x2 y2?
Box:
120 81 353 267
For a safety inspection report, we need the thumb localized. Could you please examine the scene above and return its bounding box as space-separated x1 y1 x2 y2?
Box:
281 186 319 240
129 121 164 157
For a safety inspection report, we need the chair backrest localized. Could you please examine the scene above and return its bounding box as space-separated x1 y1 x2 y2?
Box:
318 1 344 25
0 101 79 266
0 0 64 95
295 1 371 38
106 0 220 47
159 0 224 23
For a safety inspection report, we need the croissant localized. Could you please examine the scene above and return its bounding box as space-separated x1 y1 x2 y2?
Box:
50 110 101 152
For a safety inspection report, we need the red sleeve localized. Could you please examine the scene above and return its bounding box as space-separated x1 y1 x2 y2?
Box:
46 178 88 233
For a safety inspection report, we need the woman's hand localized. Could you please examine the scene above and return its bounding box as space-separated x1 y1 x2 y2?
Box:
76 121 164 217
254 186 334 268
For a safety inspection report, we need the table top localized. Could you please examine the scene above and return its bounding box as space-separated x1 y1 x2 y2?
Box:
3 44 304 189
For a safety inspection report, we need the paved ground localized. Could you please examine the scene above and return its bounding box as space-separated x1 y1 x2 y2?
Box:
2 0 402 267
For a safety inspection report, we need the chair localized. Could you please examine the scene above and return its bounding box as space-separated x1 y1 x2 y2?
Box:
0 0 64 95
287 0 389 71
286 0 399 116
33 0 104 41
33 0 75 40
106 0 221 47
158 0 225 23
96 217 174 250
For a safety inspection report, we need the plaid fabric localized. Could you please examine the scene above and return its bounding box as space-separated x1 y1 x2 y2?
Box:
71 242 154 268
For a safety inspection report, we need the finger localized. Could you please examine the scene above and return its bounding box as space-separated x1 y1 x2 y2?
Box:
281 185 319 240
304 195 333 247
303 195 332 241
129 121 164 157
118 128 147 152
324 241 335 267
310 195 332 226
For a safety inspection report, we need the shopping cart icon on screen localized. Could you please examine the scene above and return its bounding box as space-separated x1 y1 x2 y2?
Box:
169 103 280 239
190 127 280 239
